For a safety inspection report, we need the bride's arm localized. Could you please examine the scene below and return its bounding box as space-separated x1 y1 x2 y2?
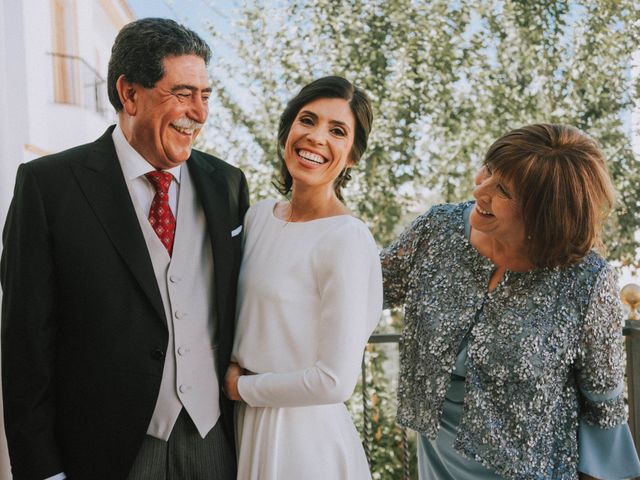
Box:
235 222 382 408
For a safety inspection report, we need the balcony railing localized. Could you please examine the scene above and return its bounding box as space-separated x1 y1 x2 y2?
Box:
48 52 110 118
360 283 640 480
360 333 411 479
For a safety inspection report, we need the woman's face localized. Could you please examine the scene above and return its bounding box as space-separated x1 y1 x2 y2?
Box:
283 97 355 194
470 165 527 245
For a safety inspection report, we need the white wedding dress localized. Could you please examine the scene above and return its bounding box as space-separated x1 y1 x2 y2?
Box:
232 199 382 480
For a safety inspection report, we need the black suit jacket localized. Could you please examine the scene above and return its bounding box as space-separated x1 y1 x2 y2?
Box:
1 126 249 480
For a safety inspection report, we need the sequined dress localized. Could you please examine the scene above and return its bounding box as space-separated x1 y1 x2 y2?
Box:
419 338 640 479
232 199 383 480
381 202 640 480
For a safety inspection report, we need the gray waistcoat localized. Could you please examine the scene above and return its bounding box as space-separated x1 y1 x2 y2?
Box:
129 165 219 440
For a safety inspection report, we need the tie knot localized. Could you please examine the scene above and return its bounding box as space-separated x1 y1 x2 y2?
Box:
145 171 173 194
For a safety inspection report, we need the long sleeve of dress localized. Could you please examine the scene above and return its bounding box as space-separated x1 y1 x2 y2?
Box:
578 410 640 479
380 209 435 309
575 265 627 428
237 221 383 408
572 264 640 478
421 339 640 480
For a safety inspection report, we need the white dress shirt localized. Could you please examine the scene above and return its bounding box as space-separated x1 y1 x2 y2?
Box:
112 123 181 216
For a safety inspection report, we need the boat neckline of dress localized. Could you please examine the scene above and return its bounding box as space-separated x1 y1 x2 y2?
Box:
269 199 356 225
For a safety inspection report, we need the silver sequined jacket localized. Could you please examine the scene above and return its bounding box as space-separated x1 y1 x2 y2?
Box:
381 202 626 480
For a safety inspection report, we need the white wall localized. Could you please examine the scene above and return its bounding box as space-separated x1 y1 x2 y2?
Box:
0 1 29 475
21 0 116 166
0 0 29 228
1 0 126 228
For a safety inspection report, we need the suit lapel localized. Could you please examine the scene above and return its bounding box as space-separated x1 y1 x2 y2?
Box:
187 154 234 328
71 127 166 324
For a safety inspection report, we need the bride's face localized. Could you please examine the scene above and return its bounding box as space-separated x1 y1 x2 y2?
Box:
283 97 355 192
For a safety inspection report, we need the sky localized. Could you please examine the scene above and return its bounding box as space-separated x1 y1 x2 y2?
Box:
127 0 237 40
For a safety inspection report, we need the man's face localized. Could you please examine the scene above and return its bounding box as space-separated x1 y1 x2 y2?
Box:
127 54 211 169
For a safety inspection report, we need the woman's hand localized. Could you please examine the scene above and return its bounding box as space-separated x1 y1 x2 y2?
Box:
224 362 244 401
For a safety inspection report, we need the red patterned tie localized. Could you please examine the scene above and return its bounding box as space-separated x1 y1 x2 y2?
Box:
145 171 176 255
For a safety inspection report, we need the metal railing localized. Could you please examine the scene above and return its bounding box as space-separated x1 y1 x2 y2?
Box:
48 52 110 118
360 283 640 480
361 332 411 479
623 284 640 466
361 333 410 479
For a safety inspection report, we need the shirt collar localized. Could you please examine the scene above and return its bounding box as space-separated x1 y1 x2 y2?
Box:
112 123 182 183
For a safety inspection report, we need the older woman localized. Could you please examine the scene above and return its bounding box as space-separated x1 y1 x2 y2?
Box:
382 124 640 480
224 76 382 479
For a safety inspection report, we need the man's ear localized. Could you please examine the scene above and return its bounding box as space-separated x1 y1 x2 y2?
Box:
116 75 138 116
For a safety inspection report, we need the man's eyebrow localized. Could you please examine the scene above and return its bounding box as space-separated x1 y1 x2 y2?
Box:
170 85 213 93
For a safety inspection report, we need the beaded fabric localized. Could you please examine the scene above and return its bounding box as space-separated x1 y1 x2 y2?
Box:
381 202 626 479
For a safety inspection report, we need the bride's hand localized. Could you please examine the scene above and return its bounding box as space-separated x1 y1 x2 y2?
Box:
224 362 244 401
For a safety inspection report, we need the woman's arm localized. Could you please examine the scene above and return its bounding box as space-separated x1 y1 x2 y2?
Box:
380 210 432 309
575 264 640 479
575 265 626 427
234 222 383 408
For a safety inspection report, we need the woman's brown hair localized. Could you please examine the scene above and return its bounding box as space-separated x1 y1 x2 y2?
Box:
485 123 615 268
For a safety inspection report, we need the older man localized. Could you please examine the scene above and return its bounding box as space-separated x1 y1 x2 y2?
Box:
2 18 248 480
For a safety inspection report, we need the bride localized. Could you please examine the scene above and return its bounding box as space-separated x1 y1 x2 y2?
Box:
224 76 382 480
